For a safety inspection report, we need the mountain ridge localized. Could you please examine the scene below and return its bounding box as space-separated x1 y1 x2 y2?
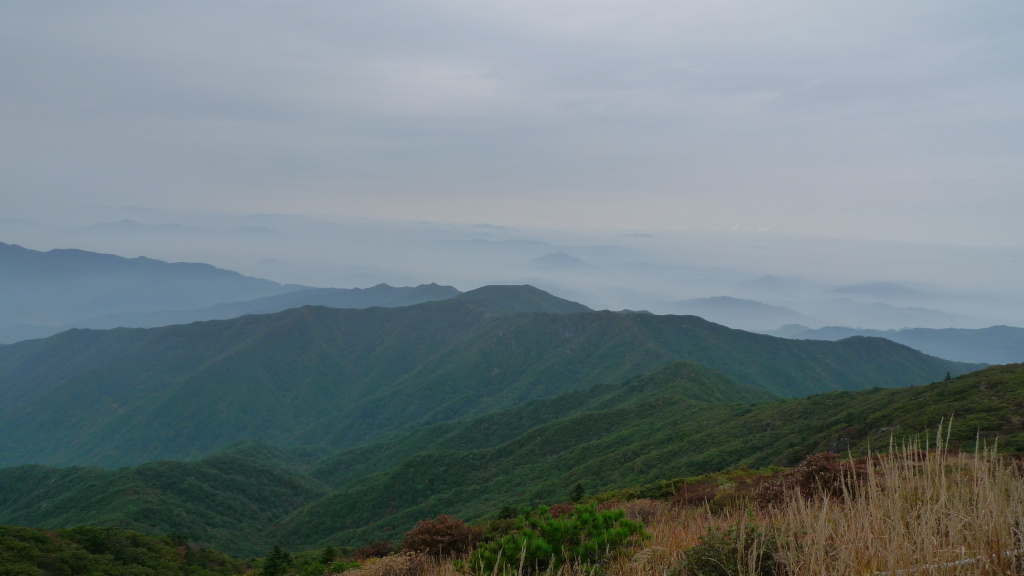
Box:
59 283 462 332
0 285 980 468
778 324 1024 364
0 242 305 343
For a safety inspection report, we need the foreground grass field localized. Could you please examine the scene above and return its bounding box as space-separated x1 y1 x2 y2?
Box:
338 424 1024 576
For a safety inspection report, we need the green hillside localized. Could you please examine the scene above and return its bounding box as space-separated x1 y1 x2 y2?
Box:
0 454 329 557
0 286 980 468
309 361 775 488
0 525 247 575
1 363 1020 556
272 363 1024 547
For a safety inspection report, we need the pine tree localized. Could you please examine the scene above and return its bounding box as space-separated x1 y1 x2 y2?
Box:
319 545 337 566
262 544 292 576
569 482 585 503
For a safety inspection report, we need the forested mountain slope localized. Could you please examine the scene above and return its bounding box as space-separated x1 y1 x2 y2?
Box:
0 525 248 575
272 363 1024 547
2 363 1018 556
0 286 980 467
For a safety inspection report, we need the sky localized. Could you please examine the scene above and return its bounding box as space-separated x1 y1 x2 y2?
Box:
1 1 1023 326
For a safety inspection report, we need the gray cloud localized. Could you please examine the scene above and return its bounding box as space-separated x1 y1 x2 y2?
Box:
1 1 1021 246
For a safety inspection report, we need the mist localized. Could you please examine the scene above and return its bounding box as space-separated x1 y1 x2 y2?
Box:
3 207 1022 332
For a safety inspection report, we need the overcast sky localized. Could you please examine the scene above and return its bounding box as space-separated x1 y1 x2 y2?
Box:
2 1 1021 246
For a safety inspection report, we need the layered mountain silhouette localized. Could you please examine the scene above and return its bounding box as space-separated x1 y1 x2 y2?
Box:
0 285 980 468
0 242 461 343
60 283 461 331
0 242 300 342
779 324 1024 364
665 296 820 332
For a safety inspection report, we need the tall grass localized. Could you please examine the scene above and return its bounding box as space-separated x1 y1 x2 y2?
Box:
334 426 1024 576
774 426 1024 576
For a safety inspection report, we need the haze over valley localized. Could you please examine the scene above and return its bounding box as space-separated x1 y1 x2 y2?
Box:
3 210 1023 343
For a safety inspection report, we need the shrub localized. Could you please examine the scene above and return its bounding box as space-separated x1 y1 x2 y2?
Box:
470 502 649 574
674 523 781 576
353 541 395 560
790 452 849 499
672 481 719 508
754 452 867 507
401 514 483 558
547 503 576 519
342 552 431 576
601 498 665 524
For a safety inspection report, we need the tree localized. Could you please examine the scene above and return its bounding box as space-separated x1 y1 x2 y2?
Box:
262 545 292 576
569 482 585 503
319 545 337 566
471 503 648 574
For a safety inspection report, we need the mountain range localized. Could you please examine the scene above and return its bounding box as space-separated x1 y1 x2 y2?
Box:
0 246 1014 561
779 325 1024 364
0 242 460 343
0 285 979 469
0 242 301 342
664 297 820 332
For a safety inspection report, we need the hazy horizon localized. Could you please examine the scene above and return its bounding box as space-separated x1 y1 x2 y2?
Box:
2 2 1021 331
3 206 1022 332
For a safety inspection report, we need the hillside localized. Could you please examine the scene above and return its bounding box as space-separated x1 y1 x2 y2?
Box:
782 324 1024 364
272 363 1024 547
0 286 980 468
0 242 303 343
2 363 1019 555
0 453 329 557
0 525 247 575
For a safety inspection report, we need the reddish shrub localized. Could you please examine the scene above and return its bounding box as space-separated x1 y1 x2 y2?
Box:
672 481 719 508
346 552 430 576
753 477 789 508
547 503 576 519
402 514 483 558
793 452 848 499
755 452 868 508
353 541 395 560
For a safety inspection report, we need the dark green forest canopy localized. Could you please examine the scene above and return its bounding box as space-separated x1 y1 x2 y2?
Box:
0 525 247 576
1 363 1019 556
0 286 979 468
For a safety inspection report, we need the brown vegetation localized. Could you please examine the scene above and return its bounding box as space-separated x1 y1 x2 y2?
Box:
402 514 484 559
352 541 395 561
333 426 1024 576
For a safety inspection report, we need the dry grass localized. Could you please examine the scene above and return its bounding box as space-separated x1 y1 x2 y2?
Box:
334 425 1024 576
774 429 1024 576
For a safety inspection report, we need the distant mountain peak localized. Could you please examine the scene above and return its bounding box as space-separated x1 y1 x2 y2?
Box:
454 284 591 314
